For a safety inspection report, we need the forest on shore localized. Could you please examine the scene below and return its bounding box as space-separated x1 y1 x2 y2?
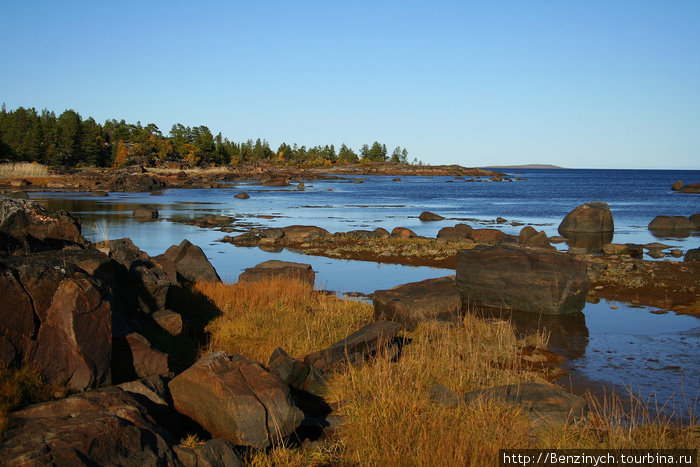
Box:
0 105 415 168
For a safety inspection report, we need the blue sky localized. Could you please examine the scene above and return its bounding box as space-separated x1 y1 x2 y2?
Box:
2 1 699 169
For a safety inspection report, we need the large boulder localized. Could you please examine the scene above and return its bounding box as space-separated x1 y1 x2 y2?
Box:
281 225 329 243
373 276 462 329
648 215 694 232
168 352 303 449
0 252 112 390
238 260 315 285
456 245 590 315
462 382 587 426
304 320 403 373
0 198 84 246
0 387 179 466
154 239 221 284
558 201 614 234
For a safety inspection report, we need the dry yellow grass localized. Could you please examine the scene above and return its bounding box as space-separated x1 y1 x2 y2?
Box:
0 162 50 177
197 278 698 465
195 278 373 363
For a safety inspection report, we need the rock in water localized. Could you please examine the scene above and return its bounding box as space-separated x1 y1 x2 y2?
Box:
168 352 303 449
373 276 462 329
558 201 614 234
418 211 445 221
456 245 590 315
648 215 694 232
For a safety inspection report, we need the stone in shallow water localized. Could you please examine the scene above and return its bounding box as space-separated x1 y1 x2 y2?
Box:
457 244 590 315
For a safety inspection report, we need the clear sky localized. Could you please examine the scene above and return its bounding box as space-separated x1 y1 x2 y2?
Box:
2 1 699 169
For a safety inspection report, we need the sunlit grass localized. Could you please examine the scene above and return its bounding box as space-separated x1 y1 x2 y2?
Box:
0 162 50 177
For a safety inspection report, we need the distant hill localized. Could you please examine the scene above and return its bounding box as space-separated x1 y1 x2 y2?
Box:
480 164 566 169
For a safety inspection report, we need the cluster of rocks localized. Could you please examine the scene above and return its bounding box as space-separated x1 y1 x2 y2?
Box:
671 180 700 194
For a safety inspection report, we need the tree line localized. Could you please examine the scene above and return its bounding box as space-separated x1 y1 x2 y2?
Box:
0 105 418 168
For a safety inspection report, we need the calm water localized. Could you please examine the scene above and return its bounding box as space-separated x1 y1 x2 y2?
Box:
28 168 700 410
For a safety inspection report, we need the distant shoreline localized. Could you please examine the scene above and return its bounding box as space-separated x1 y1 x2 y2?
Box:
480 164 566 169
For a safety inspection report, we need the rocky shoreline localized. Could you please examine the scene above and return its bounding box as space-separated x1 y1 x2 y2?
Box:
0 162 508 195
0 195 698 464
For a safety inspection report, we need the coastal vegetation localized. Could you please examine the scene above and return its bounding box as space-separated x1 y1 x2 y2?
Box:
0 105 415 168
196 279 698 465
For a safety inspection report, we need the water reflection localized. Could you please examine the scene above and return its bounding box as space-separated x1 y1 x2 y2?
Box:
562 231 614 251
472 308 589 360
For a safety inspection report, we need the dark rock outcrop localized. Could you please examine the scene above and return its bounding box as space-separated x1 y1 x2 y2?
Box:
113 332 169 381
373 276 462 329
239 260 315 285
304 320 403 373
456 245 590 315
168 352 303 449
154 239 221 284
0 387 179 466
0 252 112 390
234 192 250 199
558 201 614 234
0 198 84 246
